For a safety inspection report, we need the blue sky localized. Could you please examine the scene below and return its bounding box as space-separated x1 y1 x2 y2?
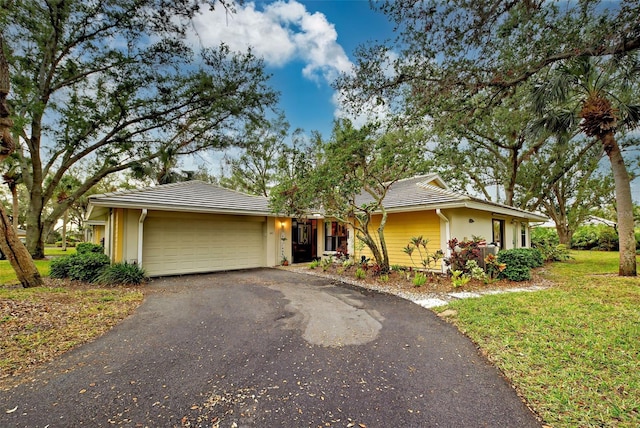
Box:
189 0 394 138
186 0 639 202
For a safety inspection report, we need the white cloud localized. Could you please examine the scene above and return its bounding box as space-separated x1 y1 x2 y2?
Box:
191 0 352 84
191 2 296 66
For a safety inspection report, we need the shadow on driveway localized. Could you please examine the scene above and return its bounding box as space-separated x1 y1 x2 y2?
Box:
0 268 540 427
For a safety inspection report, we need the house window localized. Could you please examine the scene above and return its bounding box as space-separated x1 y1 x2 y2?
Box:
521 222 527 247
492 219 505 249
325 221 347 252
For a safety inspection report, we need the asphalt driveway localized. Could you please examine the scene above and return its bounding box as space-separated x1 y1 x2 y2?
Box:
0 269 540 427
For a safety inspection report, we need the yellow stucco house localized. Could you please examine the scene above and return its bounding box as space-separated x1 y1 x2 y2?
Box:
85 174 546 277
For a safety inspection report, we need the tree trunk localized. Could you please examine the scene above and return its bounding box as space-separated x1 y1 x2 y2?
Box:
0 204 43 287
602 132 637 276
26 198 47 259
10 183 18 229
556 224 573 247
61 209 67 251
377 210 390 272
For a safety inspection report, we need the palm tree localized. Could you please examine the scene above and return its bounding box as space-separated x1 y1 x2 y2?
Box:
130 145 189 185
533 56 640 276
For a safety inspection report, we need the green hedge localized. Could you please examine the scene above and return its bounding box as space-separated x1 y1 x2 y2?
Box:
572 225 619 251
497 248 543 281
76 242 104 254
50 251 110 282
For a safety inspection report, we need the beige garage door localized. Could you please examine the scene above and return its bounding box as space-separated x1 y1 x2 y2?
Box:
142 214 266 276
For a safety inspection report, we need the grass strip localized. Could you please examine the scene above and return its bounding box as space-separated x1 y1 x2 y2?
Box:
434 251 640 427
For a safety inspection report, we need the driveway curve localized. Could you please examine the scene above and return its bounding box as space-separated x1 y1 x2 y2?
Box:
0 269 540 427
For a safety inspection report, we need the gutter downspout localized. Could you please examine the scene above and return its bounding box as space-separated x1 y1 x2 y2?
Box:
436 209 450 273
106 209 113 262
138 209 147 267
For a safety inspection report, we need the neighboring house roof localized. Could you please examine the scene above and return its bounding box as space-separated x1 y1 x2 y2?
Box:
87 181 271 219
533 215 617 229
355 174 548 221
585 215 617 227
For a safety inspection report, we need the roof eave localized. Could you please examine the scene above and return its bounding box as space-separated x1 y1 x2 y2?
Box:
463 201 548 221
87 200 273 217
382 201 547 221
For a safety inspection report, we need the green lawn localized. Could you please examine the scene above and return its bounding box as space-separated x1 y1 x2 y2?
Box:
0 246 76 285
435 251 640 427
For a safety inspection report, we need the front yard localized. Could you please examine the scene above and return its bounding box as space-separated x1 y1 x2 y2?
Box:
435 251 640 427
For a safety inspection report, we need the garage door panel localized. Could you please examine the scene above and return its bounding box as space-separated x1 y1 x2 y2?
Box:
143 217 265 276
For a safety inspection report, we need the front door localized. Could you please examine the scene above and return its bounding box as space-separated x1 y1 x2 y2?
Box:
291 219 317 263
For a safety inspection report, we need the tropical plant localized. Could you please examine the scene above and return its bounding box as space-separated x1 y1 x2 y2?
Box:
451 270 470 288
446 238 482 273
484 254 507 280
403 236 443 270
412 271 427 287
532 57 639 275
321 257 333 271
465 260 487 283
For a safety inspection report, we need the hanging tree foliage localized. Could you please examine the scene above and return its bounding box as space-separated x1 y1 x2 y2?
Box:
338 0 640 276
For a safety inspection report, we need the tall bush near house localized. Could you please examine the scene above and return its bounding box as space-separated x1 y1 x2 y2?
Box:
68 252 111 282
497 248 543 281
49 256 73 279
531 228 560 247
49 251 110 282
571 225 619 251
534 242 571 262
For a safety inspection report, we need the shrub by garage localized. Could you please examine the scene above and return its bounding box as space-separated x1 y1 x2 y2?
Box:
50 243 146 285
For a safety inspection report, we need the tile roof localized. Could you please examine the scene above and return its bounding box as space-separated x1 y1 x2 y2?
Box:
87 175 546 221
88 181 271 215
356 175 547 220
356 174 464 208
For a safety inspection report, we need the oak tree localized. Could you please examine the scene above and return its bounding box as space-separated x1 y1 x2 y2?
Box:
2 0 278 258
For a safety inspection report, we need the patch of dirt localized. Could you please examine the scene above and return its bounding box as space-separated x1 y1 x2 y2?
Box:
0 278 144 386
